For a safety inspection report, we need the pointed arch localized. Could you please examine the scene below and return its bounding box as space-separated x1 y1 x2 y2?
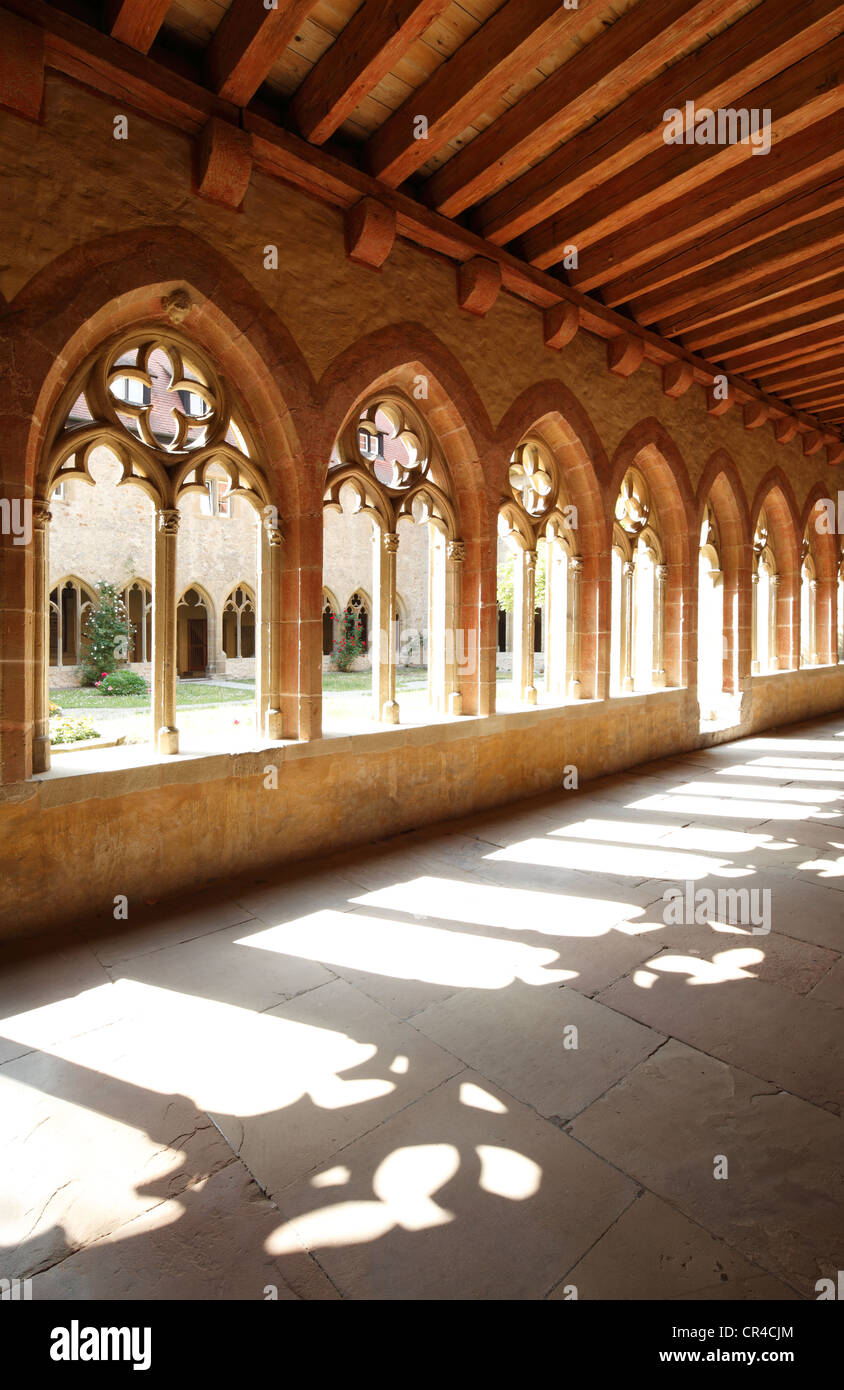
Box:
610 420 695 688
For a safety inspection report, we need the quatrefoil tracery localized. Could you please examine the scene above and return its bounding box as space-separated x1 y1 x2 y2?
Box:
508 440 554 517
352 399 430 491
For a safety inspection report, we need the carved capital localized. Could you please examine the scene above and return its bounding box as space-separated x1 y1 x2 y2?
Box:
656 564 669 582
157 508 180 535
447 540 466 563
622 560 635 577
383 531 399 554
264 524 283 547
32 500 52 530
569 554 584 574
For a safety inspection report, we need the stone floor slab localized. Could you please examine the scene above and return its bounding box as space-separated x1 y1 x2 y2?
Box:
30 1162 338 1301
411 981 664 1120
570 1039 844 1294
268 1070 637 1300
551 1192 800 1300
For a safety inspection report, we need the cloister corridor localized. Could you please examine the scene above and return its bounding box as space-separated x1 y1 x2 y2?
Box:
1 713 841 1303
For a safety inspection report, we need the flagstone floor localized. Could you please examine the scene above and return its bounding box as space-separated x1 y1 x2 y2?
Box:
2 714 843 1300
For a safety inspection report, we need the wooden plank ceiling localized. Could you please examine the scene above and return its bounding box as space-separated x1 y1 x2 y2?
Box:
25 0 844 432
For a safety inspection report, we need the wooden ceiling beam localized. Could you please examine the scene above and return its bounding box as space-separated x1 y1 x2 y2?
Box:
476 0 844 247
706 300 844 364
682 269 844 353
787 372 844 401
754 343 844 383
718 323 844 374
574 118 844 296
206 0 318 107
765 356 844 392
523 33 844 269
789 388 844 410
633 211 844 329
656 248 844 338
423 0 737 218
291 0 450 145
366 0 603 189
105 0 171 55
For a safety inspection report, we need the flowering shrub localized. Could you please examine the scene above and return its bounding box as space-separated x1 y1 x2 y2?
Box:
80 582 133 686
95 670 147 696
51 716 100 745
49 701 63 717
333 607 367 672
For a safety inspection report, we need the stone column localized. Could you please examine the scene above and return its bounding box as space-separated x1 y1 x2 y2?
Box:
513 546 537 705
31 500 51 774
543 539 565 700
769 572 780 670
653 563 668 688
808 579 819 664
446 539 465 715
152 508 179 755
259 515 284 739
621 559 634 691
372 528 399 724
750 569 759 674
567 554 583 699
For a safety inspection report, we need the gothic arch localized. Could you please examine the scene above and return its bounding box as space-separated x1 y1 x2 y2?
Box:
610 420 695 687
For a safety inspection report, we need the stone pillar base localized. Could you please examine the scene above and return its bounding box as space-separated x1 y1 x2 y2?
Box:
158 726 179 755
265 708 283 739
381 700 400 724
449 690 463 716
526 685 537 705
32 735 51 774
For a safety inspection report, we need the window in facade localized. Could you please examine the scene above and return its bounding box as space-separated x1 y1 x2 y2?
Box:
49 578 96 667
324 394 462 728
39 331 277 759
611 469 665 693
752 510 778 674
698 502 724 719
222 585 256 660
123 580 152 664
800 532 818 667
497 436 579 709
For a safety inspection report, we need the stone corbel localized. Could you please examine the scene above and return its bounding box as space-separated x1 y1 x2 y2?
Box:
662 361 694 398
344 197 396 270
774 417 799 444
607 334 645 378
543 301 579 351
457 257 501 317
197 118 253 210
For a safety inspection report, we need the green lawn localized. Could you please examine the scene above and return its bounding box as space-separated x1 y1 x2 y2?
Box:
322 667 428 693
50 681 255 710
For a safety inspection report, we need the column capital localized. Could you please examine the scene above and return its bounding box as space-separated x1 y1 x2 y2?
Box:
447 539 466 563
156 508 180 535
569 554 584 574
655 563 669 582
622 559 635 577
264 524 283 547
383 531 399 553
32 500 52 530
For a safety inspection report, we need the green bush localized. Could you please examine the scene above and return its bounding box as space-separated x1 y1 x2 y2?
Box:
80 582 133 686
51 716 100 746
95 669 147 696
